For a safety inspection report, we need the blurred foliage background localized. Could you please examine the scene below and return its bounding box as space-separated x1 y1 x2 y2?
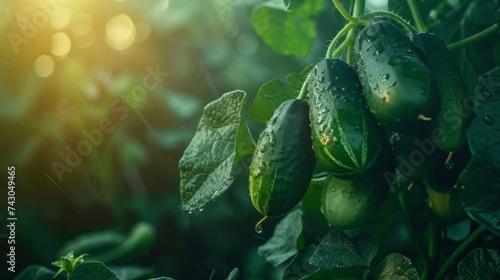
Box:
0 0 340 278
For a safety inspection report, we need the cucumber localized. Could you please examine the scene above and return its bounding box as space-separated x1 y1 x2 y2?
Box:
411 32 471 152
354 20 439 132
249 99 316 217
308 58 384 178
321 174 387 229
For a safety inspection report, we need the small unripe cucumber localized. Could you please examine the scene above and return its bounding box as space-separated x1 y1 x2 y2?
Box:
249 99 316 217
354 21 439 132
411 33 472 152
308 59 384 178
321 174 387 229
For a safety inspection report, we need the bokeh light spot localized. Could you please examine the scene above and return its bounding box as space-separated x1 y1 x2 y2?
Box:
106 14 136 51
51 7 72 30
50 32 72 57
34 55 55 78
71 13 93 36
236 32 259 56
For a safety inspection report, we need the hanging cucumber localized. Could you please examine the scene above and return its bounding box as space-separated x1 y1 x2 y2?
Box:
411 32 472 154
308 58 384 178
354 20 440 132
321 173 388 229
249 99 316 218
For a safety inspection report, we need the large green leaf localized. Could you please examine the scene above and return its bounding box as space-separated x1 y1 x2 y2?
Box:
69 261 119 280
459 67 500 235
249 65 313 124
458 248 500 280
308 231 377 271
179 90 255 211
376 253 420 280
257 209 304 267
13 265 56 280
251 0 325 56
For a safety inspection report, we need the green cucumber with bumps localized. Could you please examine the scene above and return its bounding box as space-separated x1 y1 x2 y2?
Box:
411 32 472 152
308 58 384 178
249 99 316 217
354 20 439 132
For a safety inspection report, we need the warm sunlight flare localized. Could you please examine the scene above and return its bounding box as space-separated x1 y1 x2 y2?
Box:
106 14 136 51
34 54 55 78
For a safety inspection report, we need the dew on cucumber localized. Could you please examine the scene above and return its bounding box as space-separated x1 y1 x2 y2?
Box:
445 159 455 170
483 115 494 125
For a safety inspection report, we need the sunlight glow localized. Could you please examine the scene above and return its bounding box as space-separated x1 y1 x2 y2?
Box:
106 14 136 51
71 13 93 36
51 7 72 30
34 55 55 78
50 32 72 57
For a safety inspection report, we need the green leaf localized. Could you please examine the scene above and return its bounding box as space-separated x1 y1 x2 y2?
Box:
301 266 366 280
226 267 239 280
459 67 500 235
249 65 313 124
109 266 154 280
458 248 500 280
284 0 305 10
251 0 325 56
13 265 56 280
69 261 119 280
147 278 175 280
257 209 303 267
376 253 419 280
282 245 318 279
179 90 255 211
309 231 378 269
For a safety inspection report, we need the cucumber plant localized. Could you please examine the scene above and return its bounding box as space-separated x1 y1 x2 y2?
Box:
178 0 500 279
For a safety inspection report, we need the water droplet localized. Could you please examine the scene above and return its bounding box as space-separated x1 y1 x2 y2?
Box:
258 161 266 171
188 211 193 215
255 223 263 233
259 146 267 153
445 159 454 170
483 115 494 125
199 208 204 212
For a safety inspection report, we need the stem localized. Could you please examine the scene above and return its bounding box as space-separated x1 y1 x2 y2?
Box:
332 0 356 23
406 0 427 32
297 71 313 100
345 28 356 65
360 11 418 35
397 193 431 276
326 23 354 58
447 23 500 51
352 0 365 17
433 226 487 280
332 30 356 59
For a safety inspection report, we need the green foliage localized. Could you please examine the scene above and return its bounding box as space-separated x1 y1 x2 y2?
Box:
249 65 313 123
459 67 500 235
257 209 304 266
251 0 325 56
376 253 420 280
13 265 59 280
458 247 500 279
179 90 255 211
